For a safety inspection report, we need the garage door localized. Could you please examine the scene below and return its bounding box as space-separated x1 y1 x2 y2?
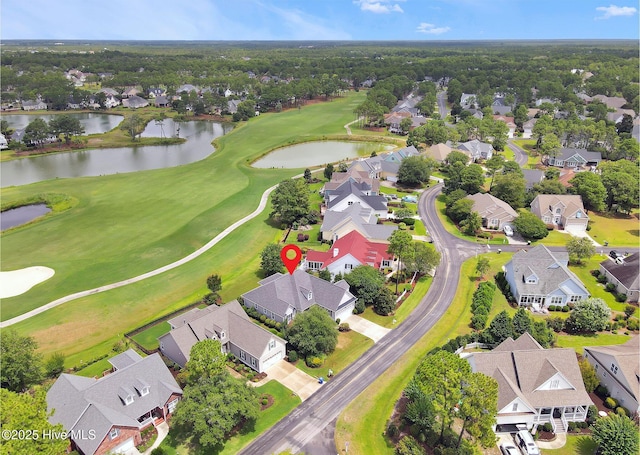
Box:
335 302 355 322
262 350 283 371
113 437 135 454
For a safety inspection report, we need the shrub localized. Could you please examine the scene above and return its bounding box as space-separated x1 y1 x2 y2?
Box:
297 233 305 242
404 284 412 292
288 350 298 363
616 406 628 417
605 283 616 292
542 422 553 432
304 234 309 241
562 305 570 312
615 293 628 303
604 397 618 409
261 398 268 406
627 319 639 331
547 316 565 332
305 356 323 368
567 421 577 432
151 448 167 455
259 315 266 322
548 305 557 312
624 305 636 318
587 405 599 424
476 231 492 239
591 269 601 277
338 323 351 332
615 314 626 322
597 274 608 284
470 313 488 330
398 222 407 230
386 423 399 438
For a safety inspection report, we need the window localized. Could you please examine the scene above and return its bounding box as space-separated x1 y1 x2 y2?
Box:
109 428 119 440
140 386 149 397
512 403 518 412
168 398 179 413
556 208 562 214
610 364 618 375
595 364 599 370
269 340 276 350
570 295 582 303
125 395 134 405
160 342 164 351
345 264 353 270
220 331 225 339
382 260 391 268
347 201 354 206
550 380 559 389
240 350 246 360
550 296 562 305
251 357 257 367
576 211 582 218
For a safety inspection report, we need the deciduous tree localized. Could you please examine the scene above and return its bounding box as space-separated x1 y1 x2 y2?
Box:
475 257 490 279
270 178 310 226
388 230 414 294
513 211 549 240
0 329 43 392
491 172 527 209
286 305 338 358
23 118 51 147
344 265 386 307
566 236 596 265
185 339 227 383
565 298 611 334
260 243 284 276
120 114 145 141
592 414 639 455
578 358 599 393
405 242 441 277
397 156 434 187
49 114 85 144
569 172 606 212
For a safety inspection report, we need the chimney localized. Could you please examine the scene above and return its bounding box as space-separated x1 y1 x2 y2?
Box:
333 248 339 258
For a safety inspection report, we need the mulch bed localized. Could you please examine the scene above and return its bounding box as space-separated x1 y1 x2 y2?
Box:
260 394 274 411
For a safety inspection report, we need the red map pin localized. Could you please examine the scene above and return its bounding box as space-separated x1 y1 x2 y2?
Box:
280 244 302 274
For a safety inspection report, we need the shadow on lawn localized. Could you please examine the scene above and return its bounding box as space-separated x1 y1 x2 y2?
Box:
574 435 597 455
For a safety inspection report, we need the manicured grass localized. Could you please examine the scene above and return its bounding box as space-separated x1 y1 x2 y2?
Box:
335 249 634 452
160 380 301 455
435 195 509 245
586 210 640 247
360 275 433 328
130 321 171 351
4 92 378 363
295 330 374 379
74 358 112 378
414 219 427 236
544 435 597 455
501 145 515 162
569 257 639 316
513 139 541 169
555 332 631 354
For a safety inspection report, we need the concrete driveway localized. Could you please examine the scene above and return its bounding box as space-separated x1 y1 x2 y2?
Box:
344 315 391 343
259 360 321 401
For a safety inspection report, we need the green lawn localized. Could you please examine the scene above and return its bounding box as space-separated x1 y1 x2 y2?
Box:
130 322 171 351
555 332 631 354
586 210 640 247
3 92 379 365
360 275 433 328
501 145 515 162
295 330 374 379
74 358 112 378
544 435 597 455
513 139 541 169
435 195 509 245
159 380 301 455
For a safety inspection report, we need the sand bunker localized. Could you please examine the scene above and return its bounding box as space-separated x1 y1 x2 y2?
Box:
0 266 55 298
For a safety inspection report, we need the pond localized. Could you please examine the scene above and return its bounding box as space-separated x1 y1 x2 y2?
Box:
251 141 394 169
2 113 124 135
1 204 51 231
1 119 233 187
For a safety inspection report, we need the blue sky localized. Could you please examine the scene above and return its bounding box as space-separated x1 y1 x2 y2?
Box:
1 0 638 41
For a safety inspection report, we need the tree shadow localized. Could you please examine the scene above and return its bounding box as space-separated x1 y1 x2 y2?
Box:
627 229 639 237
574 435 597 455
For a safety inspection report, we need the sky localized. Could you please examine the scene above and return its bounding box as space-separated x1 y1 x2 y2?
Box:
1 0 638 41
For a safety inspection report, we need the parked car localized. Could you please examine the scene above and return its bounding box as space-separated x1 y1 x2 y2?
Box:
503 225 514 236
609 250 623 260
515 430 540 455
500 442 519 455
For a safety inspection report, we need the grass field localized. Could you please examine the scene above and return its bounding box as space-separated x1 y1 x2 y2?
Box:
435 195 509 245
159 380 301 455
2 91 378 365
586 209 640 247
130 321 171 351
295 330 374 379
333 250 634 454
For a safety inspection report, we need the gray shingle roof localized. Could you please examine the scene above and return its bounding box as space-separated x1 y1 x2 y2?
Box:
600 253 640 292
160 300 284 363
522 169 545 189
557 148 602 163
326 180 387 211
507 245 588 297
242 270 356 319
470 334 593 410
47 351 181 455
584 338 640 404
458 139 493 158
466 193 517 221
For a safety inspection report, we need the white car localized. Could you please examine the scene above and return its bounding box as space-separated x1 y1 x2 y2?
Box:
499 442 519 455
503 225 514 236
515 430 540 455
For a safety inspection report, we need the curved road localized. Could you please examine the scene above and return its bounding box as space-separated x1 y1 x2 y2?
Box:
508 138 529 167
239 183 475 455
0 184 279 328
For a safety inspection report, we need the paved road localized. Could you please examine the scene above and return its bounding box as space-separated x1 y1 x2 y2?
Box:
437 91 448 120
239 183 473 455
508 138 529 167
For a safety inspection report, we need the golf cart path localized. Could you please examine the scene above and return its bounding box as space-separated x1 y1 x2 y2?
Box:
1 183 281 328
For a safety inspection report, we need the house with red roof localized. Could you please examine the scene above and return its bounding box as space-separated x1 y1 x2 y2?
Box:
303 230 395 277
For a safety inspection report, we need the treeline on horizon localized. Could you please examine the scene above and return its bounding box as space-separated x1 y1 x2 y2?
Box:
1 41 638 116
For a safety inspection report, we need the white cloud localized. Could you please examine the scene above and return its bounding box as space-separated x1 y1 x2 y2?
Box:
416 22 451 35
354 0 404 14
595 4 637 19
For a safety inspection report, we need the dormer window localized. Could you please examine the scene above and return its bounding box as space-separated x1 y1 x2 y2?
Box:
220 331 226 339
576 211 581 218
134 379 150 397
269 340 276 349
556 208 561 214
118 386 135 406
109 428 119 440
307 291 312 301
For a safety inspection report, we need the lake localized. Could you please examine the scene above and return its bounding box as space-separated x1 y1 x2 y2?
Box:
1 119 233 187
252 141 394 169
1 204 51 231
1 113 124 135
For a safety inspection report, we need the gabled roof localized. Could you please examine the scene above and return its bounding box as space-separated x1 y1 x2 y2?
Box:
522 169 545 189
469 333 593 411
323 170 380 194
506 245 589 298
426 143 453 162
600 253 640 292
584 338 640 404
493 115 516 128
458 139 493 157
466 193 517 221
326 180 387 211
320 205 396 242
532 194 587 219
556 148 602 163
160 300 285 364
242 270 356 317
47 351 181 455
306 230 392 270
591 95 627 110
